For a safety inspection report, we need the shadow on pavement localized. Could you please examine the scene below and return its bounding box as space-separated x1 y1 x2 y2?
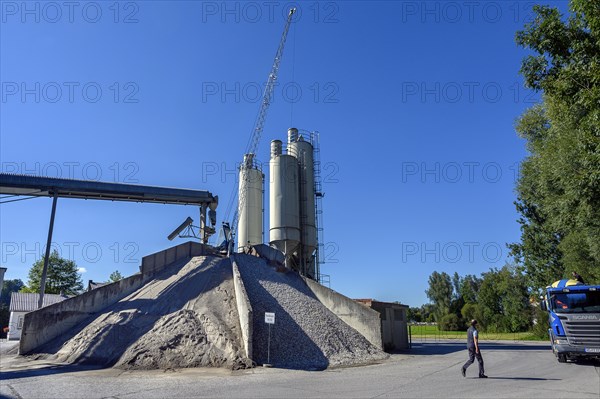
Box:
406 342 550 356
481 343 550 351
0 364 103 380
406 343 464 355
485 377 560 381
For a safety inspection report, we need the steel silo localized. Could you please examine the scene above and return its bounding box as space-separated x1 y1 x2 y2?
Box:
237 153 264 252
287 128 317 277
269 139 301 261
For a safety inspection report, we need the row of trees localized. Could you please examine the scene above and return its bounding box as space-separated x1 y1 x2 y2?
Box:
411 267 532 333
509 1 600 291
410 1 599 336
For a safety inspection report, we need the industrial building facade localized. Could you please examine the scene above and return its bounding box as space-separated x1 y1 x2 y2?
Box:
356 299 409 351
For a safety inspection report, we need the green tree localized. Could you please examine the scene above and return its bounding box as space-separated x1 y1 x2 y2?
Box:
439 314 463 331
511 1 600 290
477 266 532 333
0 305 9 338
458 274 481 304
461 302 484 326
21 250 83 296
425 271 453 323
108 270 124 282
530 305 551 339
421 303 436 323
1 278 24 306
451 272 461 301
0 279 24 338
407 307 422 323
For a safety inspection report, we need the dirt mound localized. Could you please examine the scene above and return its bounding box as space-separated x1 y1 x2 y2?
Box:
43 256 250 370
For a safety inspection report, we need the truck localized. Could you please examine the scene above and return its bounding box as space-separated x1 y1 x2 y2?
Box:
540 279 600 363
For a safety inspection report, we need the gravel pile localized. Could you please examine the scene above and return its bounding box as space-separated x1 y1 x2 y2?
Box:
43 256 251 370
235 254 388 370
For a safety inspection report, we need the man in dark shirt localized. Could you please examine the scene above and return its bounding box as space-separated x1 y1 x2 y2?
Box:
461 319 487 378
572 272 585 284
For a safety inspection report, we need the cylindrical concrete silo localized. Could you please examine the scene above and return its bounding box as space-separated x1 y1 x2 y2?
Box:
287 128 317 277
237 153 263 252
269 140 301 260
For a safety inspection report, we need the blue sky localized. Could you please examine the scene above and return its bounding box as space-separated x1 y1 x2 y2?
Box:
1 1 567 306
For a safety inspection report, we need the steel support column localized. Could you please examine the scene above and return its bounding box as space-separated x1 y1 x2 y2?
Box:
38 194 58 309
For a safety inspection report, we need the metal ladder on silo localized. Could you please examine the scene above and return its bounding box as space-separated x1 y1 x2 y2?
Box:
311 132 329 287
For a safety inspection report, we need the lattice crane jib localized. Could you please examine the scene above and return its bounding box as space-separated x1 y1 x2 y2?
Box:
228 8 297 249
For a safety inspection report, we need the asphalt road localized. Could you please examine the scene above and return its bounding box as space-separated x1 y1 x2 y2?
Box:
1 340 598 398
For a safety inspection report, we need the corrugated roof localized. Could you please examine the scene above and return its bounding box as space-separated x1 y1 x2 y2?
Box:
87 281 108 291
9 292 68 312
354 298 409 308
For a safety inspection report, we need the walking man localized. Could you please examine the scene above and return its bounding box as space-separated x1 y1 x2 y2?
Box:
461 319 487 378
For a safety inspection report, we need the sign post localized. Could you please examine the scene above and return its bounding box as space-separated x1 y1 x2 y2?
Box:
264 312 275 367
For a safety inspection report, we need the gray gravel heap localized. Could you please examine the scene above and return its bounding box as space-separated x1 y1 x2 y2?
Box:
43 256 251 370
235 254 388 370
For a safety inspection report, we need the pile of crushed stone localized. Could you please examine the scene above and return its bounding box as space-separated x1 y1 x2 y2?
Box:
41 256 252 370
235 254 388 370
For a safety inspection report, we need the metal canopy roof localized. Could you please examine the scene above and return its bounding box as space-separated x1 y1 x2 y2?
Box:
0 173 217 206
9 292 68 312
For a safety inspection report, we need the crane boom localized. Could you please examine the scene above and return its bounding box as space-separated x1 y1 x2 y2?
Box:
228 8 296 248
244 7 296 157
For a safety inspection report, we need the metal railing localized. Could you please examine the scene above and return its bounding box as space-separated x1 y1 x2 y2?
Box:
408 323 541 342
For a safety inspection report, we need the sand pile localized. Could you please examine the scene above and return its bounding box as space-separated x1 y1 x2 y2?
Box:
33 251 387 371
41 256 251 370
235 254 388 369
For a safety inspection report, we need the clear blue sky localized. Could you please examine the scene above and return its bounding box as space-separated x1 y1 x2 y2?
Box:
1 1 567 306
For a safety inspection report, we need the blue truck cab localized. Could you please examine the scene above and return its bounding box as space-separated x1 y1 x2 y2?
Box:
541 279 600 363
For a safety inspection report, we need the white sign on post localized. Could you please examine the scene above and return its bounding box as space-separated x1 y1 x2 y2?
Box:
265 312 275 324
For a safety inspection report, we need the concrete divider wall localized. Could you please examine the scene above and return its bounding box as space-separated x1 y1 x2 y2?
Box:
140 241 212 275
20 241 211 355
303 277 383 349
19 272 149 354
231 256 253 359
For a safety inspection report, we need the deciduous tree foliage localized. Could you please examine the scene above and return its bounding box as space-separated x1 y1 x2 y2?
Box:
408 304 436 323
477 266 531 333
21 250 83 296
425 271 453 322
425 267 531 332
459 274 481 304
510 0 600 291
0 279 24 306
0 279 24 338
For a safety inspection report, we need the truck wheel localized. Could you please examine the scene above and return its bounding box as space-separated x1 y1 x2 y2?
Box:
557 354 567 363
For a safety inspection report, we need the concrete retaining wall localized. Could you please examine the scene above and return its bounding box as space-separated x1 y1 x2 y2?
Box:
303 278 383 349
19 272 149 354
231 256 253 359
20 241 211 355
140 241 213 275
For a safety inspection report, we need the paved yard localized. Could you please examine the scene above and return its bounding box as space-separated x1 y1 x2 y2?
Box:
1 340 598 398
